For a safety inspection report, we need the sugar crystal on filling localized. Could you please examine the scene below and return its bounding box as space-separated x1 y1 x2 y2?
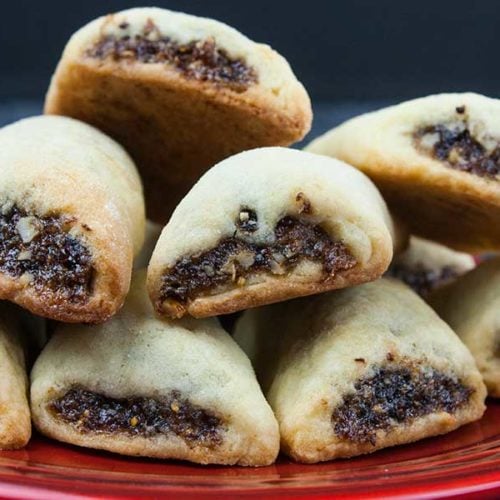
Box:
0 205 93 303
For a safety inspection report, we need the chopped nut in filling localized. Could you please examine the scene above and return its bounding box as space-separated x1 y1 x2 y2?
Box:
0 205 93 303
414 110 500 178
159 215 356 306
237 208 258 233
87 19 258 91
50 388 224 447
332 365 473 445
387 263 457 296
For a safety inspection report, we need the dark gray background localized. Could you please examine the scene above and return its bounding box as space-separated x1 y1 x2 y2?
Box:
1 0 498 138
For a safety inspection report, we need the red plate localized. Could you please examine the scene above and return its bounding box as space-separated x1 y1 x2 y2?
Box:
0 401 498 499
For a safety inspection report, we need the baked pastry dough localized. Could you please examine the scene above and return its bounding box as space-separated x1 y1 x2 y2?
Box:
429 257 500 397
387 236 475 297
30 271 279 466
147 147 401 319
0 303 31 449
234 278 486 463
45 7 312 222
0 116 145 323
307 93 500 251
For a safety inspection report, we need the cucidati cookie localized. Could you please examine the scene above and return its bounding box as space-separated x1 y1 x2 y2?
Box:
429 257 500 398
30 271 279 466
0 116 145 323
307 93 500 251
234 278 486 463
0 303 32 449
386 236 475 297
45 7 312 222
147 147 401 319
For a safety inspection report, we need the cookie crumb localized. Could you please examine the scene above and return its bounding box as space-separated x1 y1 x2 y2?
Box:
296 192 312 215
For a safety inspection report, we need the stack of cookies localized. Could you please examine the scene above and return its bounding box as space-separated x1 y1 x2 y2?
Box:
0 7 497 466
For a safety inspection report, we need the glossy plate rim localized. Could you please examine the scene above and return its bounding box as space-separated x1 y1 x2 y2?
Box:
0 402 498 499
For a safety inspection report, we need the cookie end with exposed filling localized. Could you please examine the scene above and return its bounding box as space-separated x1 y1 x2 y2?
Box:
150 214 358 319
306 93 500 252
0 201 129 323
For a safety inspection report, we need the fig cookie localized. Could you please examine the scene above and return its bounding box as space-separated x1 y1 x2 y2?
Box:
30 271 279 467
0 303 34 450
387 236 475 297
429 257 500 398
147 147 402 319
0 116 145 323
234 278 486 463
307 93 500 251
45 7 312 222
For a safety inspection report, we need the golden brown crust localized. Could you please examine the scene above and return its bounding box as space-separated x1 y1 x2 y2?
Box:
284 410 477 463
362 156 500 251
152 257 387 319
0 263 123 324
30 415 274 466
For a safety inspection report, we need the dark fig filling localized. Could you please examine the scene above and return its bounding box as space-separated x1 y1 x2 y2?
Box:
87 19 258 91
332 365 473 445
50 388 224 447
159 214 356 306
414 108 500 178
0 205 94 303
387 263 457 296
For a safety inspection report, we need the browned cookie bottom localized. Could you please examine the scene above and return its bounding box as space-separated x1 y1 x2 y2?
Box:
50 387 224 447
332 364 473 445
0 204 93 303
159 214 356 308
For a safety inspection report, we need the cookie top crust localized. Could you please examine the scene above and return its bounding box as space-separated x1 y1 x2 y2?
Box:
64 7 311 109
149 147 397 269
87 20 258 92
147 147 400 317
308 92 500 183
